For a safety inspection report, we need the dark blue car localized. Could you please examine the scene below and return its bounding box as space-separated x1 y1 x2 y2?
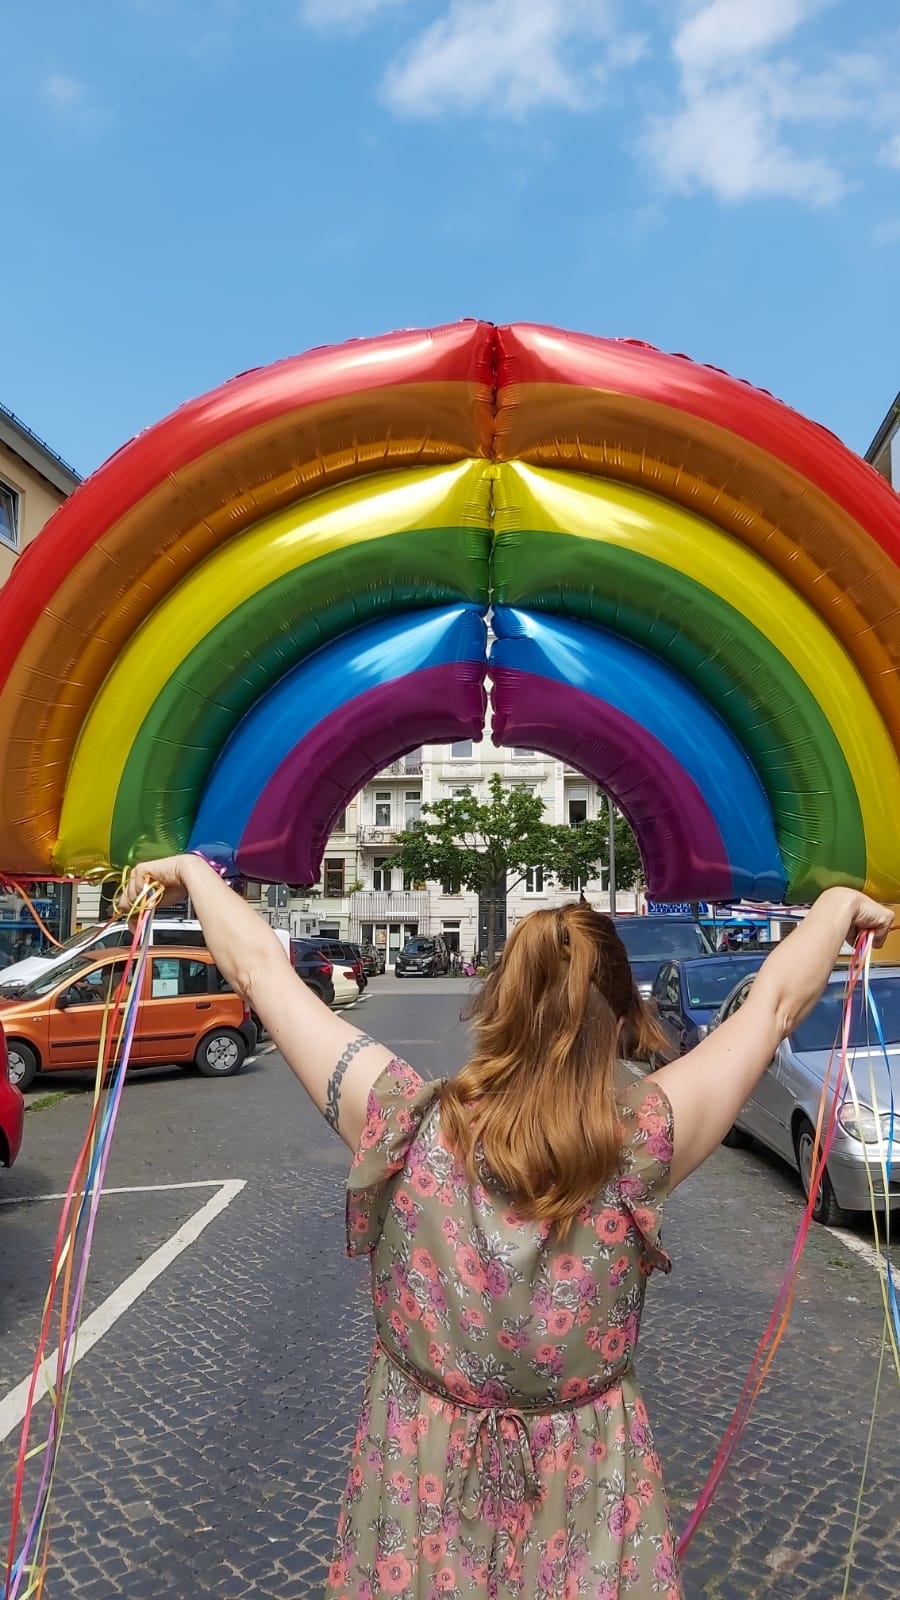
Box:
651 952 769 1052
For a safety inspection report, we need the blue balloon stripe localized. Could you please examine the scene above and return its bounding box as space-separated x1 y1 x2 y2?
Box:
491 608 786 901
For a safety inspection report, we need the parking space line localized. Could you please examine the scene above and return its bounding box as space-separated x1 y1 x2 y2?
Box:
826 1221 900 1291
0 1178 246 1442
0 1179 231 1207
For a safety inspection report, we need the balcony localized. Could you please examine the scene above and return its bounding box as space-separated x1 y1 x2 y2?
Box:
350 889 430 928
372 758 423 777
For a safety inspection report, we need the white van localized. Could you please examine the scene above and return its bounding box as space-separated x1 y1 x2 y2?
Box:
0 918 291 993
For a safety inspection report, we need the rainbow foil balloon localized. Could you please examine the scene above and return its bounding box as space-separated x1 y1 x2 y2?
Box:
1 320 899 903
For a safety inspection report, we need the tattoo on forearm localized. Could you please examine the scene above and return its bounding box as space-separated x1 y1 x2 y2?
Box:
324 1034 375 1132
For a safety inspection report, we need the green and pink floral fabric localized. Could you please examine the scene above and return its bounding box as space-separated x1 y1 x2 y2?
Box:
326 1061 680 1600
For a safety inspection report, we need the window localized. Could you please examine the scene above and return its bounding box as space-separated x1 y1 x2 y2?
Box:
372 857 393 892
404 791 421 828
64 960 131 1006
150 956 210 998
442 876 461 895
332 809 347 833
243 881 263 902
445 784 474 800
324 859 345 897
403 749 423 773
374 791 392 827
403 870 415 891
442 921 461 953
512 748 534 758
450 740 473 758
568 798 588 827
525 866 545 895
0 482 19 551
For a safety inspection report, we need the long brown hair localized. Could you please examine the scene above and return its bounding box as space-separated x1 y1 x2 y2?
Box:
440 902 668 1235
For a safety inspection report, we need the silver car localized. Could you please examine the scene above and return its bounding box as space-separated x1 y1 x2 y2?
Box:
713 966 900 1225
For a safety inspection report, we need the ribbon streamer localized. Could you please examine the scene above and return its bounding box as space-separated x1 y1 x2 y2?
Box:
2 883 161 1600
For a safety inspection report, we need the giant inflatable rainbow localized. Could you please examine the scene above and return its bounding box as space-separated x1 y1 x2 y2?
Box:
1 320 899 903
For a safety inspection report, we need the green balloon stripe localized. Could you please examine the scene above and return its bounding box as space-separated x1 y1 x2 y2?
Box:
111 525 488 863
492 531 865 894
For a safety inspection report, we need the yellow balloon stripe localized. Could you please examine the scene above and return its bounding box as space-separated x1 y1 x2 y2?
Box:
59 461 491 865
495 463 900 896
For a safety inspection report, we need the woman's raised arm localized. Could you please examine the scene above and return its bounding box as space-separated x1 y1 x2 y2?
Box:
649 887 895 1191
119 855 396 1152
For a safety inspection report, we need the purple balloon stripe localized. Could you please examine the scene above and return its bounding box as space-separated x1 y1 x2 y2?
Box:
490 668 735 902
237 661 487 885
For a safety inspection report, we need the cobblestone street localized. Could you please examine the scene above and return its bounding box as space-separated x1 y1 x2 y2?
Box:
3 979 900 1598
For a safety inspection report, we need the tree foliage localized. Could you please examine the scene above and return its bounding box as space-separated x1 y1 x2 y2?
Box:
391 773 550 897
391 774 645 909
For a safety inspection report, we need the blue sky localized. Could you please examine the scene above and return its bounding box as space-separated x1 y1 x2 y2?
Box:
3 0 899 476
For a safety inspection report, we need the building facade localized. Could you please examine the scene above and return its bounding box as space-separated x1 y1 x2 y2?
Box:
276 741 639 969
0 406 82 952
866 390 900 488
0 403 81 586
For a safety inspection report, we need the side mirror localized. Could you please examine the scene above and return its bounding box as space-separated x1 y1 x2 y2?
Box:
56 992 71 1010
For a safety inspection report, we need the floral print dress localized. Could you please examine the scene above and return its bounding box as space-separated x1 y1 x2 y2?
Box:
326 1061 680 1600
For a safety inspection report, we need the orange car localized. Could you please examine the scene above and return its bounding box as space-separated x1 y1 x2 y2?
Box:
0 947 256 1091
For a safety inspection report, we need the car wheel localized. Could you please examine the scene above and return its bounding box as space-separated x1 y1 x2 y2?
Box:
722 1124 752 1149
195 1028 247 1078
6 1041 38 1092
794 1116 845 1225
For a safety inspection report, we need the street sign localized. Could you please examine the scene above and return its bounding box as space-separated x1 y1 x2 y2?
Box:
645 901 710 916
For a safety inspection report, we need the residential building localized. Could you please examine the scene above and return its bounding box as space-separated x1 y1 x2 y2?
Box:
287 741 638 969
0 407 81 949
866 390 900 488
0 403 81 586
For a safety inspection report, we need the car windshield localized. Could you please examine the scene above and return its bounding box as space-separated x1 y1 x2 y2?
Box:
404 939 433 954
12 926 98 963
12 952 98 999
615 921 709 961
684 955 767 1008
792 978 900 1053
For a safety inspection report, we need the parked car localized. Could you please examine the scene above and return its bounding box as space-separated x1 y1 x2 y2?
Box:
356 940 384 978
0 919 291 995
651 952 769 1052
313 940 367 993
0 947 257 1090
395 935 451 977
291 938 336 1004
713 965 900 1224
612 915 714 997
0 1019 24 1168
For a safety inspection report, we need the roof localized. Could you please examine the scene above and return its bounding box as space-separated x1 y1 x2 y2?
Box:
865 390 900 469
0 403 81 495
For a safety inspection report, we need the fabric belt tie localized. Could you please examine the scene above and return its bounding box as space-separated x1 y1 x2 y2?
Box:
457 1405 542 1521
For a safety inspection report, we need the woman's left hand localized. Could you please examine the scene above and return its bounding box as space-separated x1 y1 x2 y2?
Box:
117 855 193 916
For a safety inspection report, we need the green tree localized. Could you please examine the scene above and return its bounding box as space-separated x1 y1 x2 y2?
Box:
391 774 551 964
391 777 645 963
542 806 644 899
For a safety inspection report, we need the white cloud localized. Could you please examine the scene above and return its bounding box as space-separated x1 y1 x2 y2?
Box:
673 0 826 79
649 80 843 204
291 0 900 208
645 0 864 204
381 0 645 119
40 72 109 131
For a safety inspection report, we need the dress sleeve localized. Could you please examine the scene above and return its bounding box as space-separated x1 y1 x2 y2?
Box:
616 1078 675 1274
345 1059 441 1257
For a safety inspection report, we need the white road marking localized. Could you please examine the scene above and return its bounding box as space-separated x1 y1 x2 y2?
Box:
0 1179 229 1207
0 1178 246 1442
826 1221 900 1292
